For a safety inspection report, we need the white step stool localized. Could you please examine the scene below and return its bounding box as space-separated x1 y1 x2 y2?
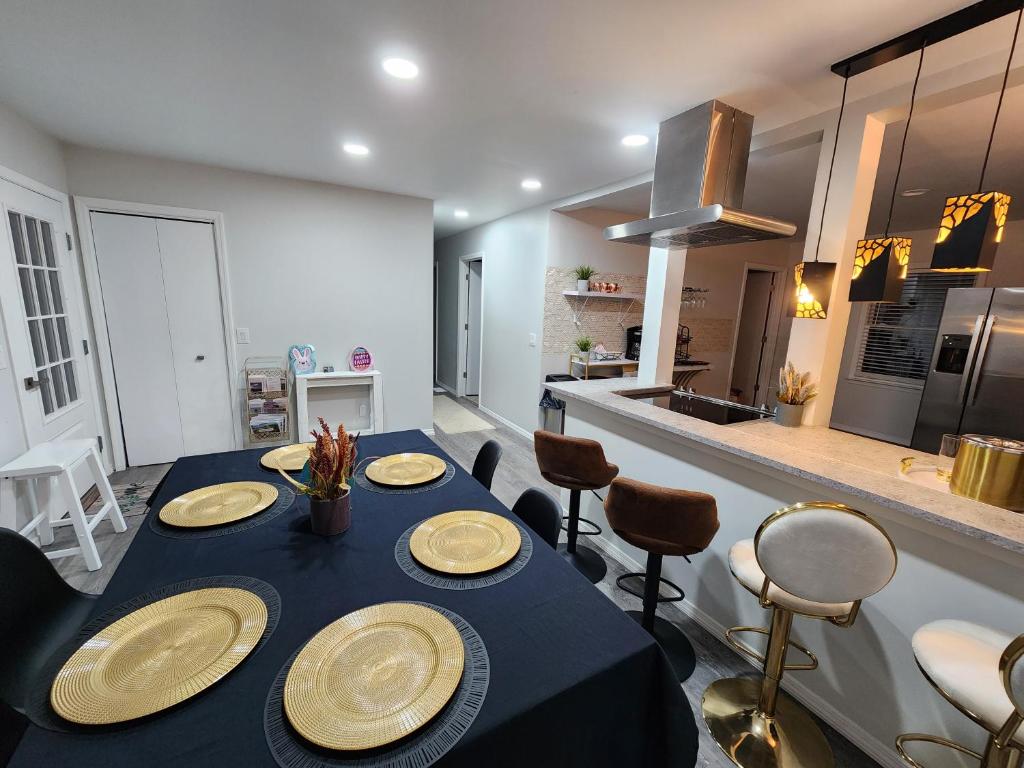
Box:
0 440 127 572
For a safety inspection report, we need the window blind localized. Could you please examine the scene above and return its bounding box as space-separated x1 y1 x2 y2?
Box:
856 269 975 384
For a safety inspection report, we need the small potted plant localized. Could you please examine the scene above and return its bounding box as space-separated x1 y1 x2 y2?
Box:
573 265 596 293
279 418 358 535
575 336 594 361
775 362 817 427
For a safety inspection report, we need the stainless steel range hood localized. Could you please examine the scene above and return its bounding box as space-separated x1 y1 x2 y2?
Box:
604 100 796 249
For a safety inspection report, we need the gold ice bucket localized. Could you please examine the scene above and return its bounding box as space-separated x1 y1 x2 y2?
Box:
950 435 1024 512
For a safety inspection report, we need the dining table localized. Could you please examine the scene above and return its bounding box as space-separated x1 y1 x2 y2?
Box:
9 429 698 767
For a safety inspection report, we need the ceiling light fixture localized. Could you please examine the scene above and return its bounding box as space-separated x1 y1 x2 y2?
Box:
521 178 542 191
621 134 650 147
849 43 924 304
454 209 469 219
382 58 419 79
789 73 847 319
930 8 1020 273
342 142 370 156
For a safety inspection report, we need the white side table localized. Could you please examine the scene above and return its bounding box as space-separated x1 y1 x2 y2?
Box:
0 440 127 571
295 370 383 441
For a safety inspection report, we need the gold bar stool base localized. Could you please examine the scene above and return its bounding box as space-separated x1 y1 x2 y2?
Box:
702 677 834 768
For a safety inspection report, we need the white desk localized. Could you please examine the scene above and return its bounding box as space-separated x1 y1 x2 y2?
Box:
295 370 383 441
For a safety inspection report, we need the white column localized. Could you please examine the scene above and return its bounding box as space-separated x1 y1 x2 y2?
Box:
638 247 686 385
786 112 885 425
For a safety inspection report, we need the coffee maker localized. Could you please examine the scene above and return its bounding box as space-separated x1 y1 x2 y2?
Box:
625 326 642 360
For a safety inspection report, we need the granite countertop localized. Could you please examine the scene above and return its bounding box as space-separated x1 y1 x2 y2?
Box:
547 377 1024 555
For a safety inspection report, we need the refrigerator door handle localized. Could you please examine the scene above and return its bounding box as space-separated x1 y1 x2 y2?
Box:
958 315 987 404
967 315 997 406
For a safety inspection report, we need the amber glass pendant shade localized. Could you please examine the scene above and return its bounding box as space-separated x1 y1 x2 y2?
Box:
930 192 1011 272
849 237 911 303
789 261 836 319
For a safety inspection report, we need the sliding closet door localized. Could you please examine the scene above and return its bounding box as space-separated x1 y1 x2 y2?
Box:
154 219 234 456
90 212 183 465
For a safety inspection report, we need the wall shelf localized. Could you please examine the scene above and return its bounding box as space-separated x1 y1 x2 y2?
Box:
561 290 644 328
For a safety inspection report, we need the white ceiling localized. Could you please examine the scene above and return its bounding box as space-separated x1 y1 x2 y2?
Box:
867 82 1024 234
0 0 983 238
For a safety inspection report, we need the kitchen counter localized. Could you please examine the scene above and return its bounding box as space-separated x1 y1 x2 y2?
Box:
547 376 1024 555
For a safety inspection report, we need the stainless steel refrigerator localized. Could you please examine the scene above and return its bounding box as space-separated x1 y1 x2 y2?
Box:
911 287 1024 454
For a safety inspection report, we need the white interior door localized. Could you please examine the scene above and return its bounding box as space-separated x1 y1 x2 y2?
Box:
0 178 100 491
466 259 482 396
90 213 233 466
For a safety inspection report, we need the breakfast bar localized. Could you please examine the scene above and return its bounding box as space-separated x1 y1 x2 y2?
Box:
546 376 1024 767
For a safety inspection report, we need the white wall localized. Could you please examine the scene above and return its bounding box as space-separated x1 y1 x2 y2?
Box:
63 146 435 433
435 206 549 434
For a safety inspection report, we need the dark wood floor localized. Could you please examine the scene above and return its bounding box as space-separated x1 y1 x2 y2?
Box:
53 394 879 768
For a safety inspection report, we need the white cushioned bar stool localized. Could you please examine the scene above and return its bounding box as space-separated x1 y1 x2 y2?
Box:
0 440 126 572
702 501 898 768
897 622 1024 768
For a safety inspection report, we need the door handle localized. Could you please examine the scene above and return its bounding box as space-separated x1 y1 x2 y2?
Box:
195 355 206 361
24 373 48 391
958 315 985 403
967 315 996 406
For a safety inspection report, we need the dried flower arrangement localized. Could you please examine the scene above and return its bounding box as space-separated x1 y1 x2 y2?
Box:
279 418 358 500
777 362 818 405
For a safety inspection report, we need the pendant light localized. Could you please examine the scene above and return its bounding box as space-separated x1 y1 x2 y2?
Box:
930 8 1020 272
849 45 924 303
790 74 848 319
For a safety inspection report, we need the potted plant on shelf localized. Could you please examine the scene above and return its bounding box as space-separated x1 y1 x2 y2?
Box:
775 362 817 428
575 336 594 361
279 418 358 535
574 265 596 293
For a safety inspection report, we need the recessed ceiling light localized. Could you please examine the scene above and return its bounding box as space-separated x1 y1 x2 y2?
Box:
454 209 469 219
342 142 370 156
900 188 930 197
521 178 542 190
382 58 419 79
621 134 650 147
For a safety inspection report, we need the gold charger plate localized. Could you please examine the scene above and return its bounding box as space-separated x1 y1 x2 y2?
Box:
284 602 464 751
409 510 522 575
260 444 310 472
51 587 267 725
364 453 446 487
158 481 279 528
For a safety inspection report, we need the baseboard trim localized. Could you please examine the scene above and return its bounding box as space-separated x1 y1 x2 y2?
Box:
421 428 436 437
588 535 904 768
477 405 533 441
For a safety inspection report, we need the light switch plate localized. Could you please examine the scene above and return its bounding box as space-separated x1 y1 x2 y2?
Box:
236 327 251 344
529 333 537 347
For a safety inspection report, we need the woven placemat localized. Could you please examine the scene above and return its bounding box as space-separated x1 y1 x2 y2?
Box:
26 575 281 733
352 458 456 495
149 483 295 539
264 602 489 768
395 520 533 590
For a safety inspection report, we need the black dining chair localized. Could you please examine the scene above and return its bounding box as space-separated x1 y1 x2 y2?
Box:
471 439 502 491
512 488 562 549
0 528 97 713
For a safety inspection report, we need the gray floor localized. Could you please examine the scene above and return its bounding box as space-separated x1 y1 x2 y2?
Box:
52 394 878 767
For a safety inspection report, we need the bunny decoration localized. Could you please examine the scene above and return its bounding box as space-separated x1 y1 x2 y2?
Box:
288 344 317 375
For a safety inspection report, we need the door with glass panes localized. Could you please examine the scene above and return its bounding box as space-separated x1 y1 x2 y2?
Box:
0 178 101 474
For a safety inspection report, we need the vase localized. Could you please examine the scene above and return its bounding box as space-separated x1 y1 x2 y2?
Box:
775 402 805 428
577 279 590 293
309 491 351 536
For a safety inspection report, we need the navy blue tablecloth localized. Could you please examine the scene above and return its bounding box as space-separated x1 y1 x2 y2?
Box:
11 430 697 767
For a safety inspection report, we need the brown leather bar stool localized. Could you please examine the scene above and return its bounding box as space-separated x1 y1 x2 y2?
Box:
533 430 618 583
605 476 719 680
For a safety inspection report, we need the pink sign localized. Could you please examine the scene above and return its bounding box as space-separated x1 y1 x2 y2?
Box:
349 346 374 371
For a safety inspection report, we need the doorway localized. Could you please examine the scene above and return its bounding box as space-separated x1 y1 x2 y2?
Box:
456 252 484 402
0 174 104 499
80 204 238 468
730 266 783 407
